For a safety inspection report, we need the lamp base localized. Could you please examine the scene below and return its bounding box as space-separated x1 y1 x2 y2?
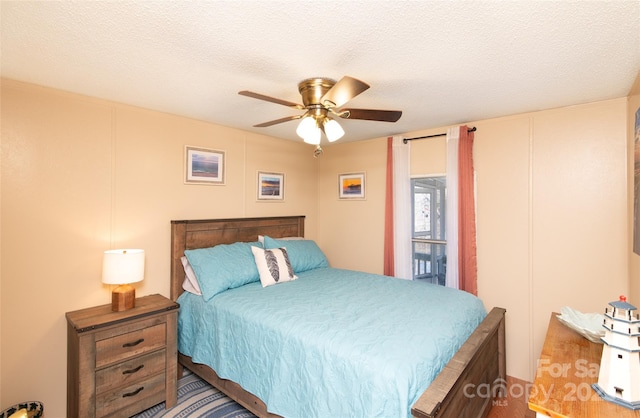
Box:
111 284 136 312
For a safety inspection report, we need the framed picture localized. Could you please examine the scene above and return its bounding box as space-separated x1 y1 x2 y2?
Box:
338 172 366 199
185 146 225 185
257 171 284 201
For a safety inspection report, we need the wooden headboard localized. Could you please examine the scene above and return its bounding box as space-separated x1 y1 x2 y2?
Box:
170 216 305 301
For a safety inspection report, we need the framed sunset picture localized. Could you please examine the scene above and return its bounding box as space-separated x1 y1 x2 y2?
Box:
185 146 225 185
257 171 284 201
338 172 365 199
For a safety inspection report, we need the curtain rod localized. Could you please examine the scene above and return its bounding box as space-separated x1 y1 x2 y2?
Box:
402 126 476 144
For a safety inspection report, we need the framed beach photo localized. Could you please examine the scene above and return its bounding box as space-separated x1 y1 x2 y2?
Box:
185 146 225 185
338 172 366 199
257 171 284 201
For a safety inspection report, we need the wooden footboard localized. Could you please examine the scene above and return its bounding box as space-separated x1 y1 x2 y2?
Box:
412 307 507 418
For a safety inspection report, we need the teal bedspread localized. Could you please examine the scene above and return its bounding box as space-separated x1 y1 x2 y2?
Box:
177 267 486 418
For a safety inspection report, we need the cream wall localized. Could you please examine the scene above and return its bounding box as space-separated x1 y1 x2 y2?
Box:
319 99 630 382
0 79 318 415
316 140 387 273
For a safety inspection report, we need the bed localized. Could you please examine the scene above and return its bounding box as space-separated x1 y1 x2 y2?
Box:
170 216 506 418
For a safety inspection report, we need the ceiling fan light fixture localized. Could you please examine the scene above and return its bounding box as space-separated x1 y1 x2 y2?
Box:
239 76 402 147
323 118 344 142
297 116 321 145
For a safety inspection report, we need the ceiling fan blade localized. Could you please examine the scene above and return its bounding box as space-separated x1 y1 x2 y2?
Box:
338 108 402 122
239 90 304 109
253 114 303 128
320 76 370 108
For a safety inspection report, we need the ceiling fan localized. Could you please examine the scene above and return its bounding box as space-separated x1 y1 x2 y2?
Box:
238 76 402 155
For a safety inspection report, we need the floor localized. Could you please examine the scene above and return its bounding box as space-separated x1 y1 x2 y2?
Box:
486 376 536 418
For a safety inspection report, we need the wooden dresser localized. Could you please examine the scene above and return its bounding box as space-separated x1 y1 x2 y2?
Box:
529 313 640 417
66 294 179 418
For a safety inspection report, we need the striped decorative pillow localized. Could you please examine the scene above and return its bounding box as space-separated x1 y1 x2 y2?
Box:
251 246 297 287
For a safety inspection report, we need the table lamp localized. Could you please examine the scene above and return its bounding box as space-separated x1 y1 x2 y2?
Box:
102 249 145 311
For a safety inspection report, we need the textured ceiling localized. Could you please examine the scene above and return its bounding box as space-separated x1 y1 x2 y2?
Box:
2 1 639 144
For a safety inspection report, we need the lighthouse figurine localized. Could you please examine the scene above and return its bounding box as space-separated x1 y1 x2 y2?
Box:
592 295 640 410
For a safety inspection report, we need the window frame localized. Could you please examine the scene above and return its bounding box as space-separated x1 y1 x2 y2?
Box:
411 175 447 284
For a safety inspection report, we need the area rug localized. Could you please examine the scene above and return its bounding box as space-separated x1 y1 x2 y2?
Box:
133 370 256 418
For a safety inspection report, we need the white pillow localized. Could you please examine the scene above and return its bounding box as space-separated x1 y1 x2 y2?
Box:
181 256 202 295
251 246 297 287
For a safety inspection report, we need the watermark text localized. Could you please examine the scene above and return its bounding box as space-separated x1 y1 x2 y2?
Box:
463 359 602 404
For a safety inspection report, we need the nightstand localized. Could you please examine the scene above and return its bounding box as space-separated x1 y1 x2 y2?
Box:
66 294 179 418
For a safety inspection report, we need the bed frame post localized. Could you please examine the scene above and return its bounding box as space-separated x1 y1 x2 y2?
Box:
170 220 187 301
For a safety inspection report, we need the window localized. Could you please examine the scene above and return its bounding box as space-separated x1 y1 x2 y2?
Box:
411 177 446 284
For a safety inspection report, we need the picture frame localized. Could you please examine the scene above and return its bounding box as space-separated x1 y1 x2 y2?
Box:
338 172 366 199
185 146 225 185
257 171 284 201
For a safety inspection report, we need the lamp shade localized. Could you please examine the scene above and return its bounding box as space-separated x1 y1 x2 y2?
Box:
323 118 344 142
102 249 145 285
296 116 321 145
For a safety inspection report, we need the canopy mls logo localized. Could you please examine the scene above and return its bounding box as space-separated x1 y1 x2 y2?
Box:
463 378 524 405
464 359 601 405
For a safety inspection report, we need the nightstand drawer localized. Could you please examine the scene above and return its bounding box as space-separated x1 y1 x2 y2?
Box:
96 323 166 368
95 349 166 394
95 372 165 418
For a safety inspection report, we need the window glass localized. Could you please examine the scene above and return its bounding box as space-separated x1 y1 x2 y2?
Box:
411 177 446 284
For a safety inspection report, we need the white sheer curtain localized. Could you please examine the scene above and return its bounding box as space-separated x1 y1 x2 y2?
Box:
445 127 460 289
392 136 412 280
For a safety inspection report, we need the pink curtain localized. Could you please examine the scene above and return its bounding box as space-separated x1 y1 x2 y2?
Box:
383 137 394 276
457 126 478 295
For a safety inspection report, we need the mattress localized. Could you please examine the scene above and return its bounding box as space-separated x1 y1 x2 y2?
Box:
177 267 486 418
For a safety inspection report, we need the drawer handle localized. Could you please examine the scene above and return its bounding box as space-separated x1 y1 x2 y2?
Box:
122 338 144 348
122 386 144 398
122 364 144 375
